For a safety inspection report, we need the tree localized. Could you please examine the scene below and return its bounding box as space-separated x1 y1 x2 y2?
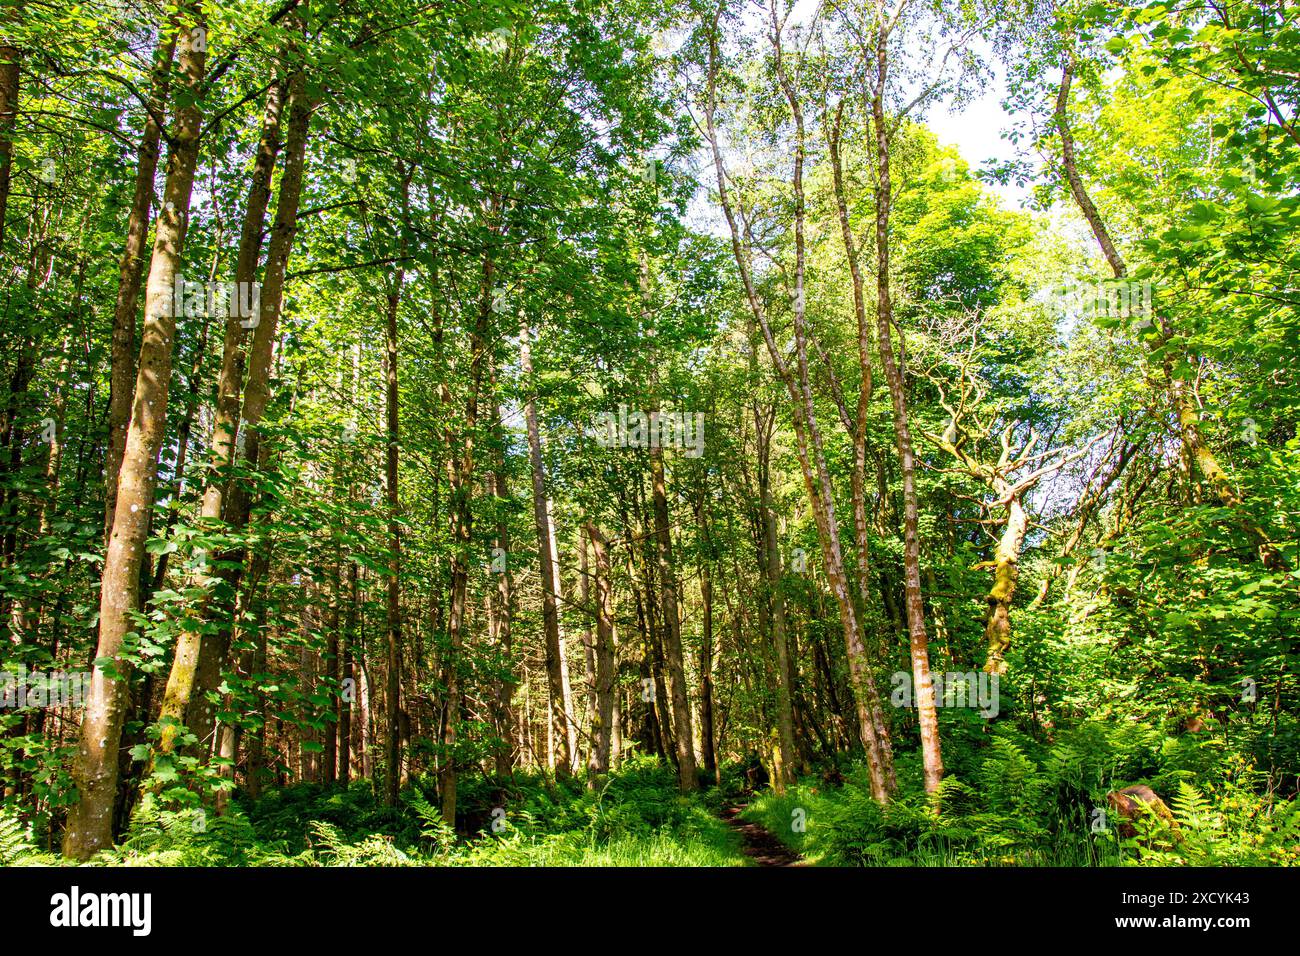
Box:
65 1 208 860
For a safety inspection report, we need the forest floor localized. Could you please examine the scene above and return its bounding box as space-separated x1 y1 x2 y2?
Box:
721 805 804 867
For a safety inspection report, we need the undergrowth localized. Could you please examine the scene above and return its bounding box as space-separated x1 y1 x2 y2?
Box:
743 721 1299 866
5 755 746 867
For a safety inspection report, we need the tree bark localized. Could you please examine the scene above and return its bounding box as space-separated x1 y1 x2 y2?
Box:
826 101 881 637
0 25 19 252
751 387 796 791
584 521 616 788
520 328 574 777
104 20 179 542
339 559 357 784
488 399 516 777
63 4 207 860
650 441 696 792
438 240 493 824
156 75 286 757
382 167 410 805
697 520 717 785
158 49 310 756
869 32 943 795
704 10 895 801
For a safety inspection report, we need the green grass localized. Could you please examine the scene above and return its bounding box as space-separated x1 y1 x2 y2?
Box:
458 820 743 867
741 786 825 861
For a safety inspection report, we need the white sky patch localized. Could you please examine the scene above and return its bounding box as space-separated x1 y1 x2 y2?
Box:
788 0 821 26
930 62 1031 211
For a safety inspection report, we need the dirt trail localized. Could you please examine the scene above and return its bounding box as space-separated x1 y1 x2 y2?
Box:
721 805 804 867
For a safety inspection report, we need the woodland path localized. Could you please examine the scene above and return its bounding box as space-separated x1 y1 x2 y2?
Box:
721 805 805 867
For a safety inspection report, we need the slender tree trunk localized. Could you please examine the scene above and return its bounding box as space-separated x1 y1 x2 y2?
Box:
159 52 310 756
105 19 178 542
697 533 717 785
580 529 596 763
156 76 286 756
487 394 516 777
0 27 20 251
870 37 943 795
635 483 676 764
826 102 881 638
584 521 616 788
438 240 493 824
705 15 895 801
748 389 797 791
382 167 410 805
547 496 578 768
611 680 623 767
638 253 696 792
358 648 373 781
339 559 357 784
520 329 574 777
322 539 340 786
63 5 207 860
650 443 696 791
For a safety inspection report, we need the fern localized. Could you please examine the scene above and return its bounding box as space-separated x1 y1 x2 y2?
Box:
978 736 1047 818
405 790 456 853
1171 781 1217 833
0 809 36 865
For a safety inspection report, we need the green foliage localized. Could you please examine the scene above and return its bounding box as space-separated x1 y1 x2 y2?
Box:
1122 770 1300 867
0 807 39 866
3 0 1296 874
66 760 743 867
748 721 1299 868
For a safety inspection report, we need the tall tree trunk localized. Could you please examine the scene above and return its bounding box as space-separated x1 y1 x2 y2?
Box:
339 559 357 784
751 387 796 791
696 519 717 785
322 538 340 786
826 102 880 637
870 42 943 795
156 76 285 756
584 521 616 788
381 167 409 804
158 49 310 756
580 528 596 764
358 647 373 781
63 4 207 860
519 328 574 777
438 240 493 824
546 495 577 768
639 253 696 792
228 540 272 800
705 13 895 801
650 443 696 791
105 18 179 542
488 407 516 776
0 23 20 252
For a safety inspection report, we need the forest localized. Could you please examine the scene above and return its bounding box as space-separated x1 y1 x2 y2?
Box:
0 0 1297 871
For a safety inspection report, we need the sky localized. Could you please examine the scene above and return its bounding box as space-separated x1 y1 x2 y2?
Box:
929 67 1033 210
731 0 1034 210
